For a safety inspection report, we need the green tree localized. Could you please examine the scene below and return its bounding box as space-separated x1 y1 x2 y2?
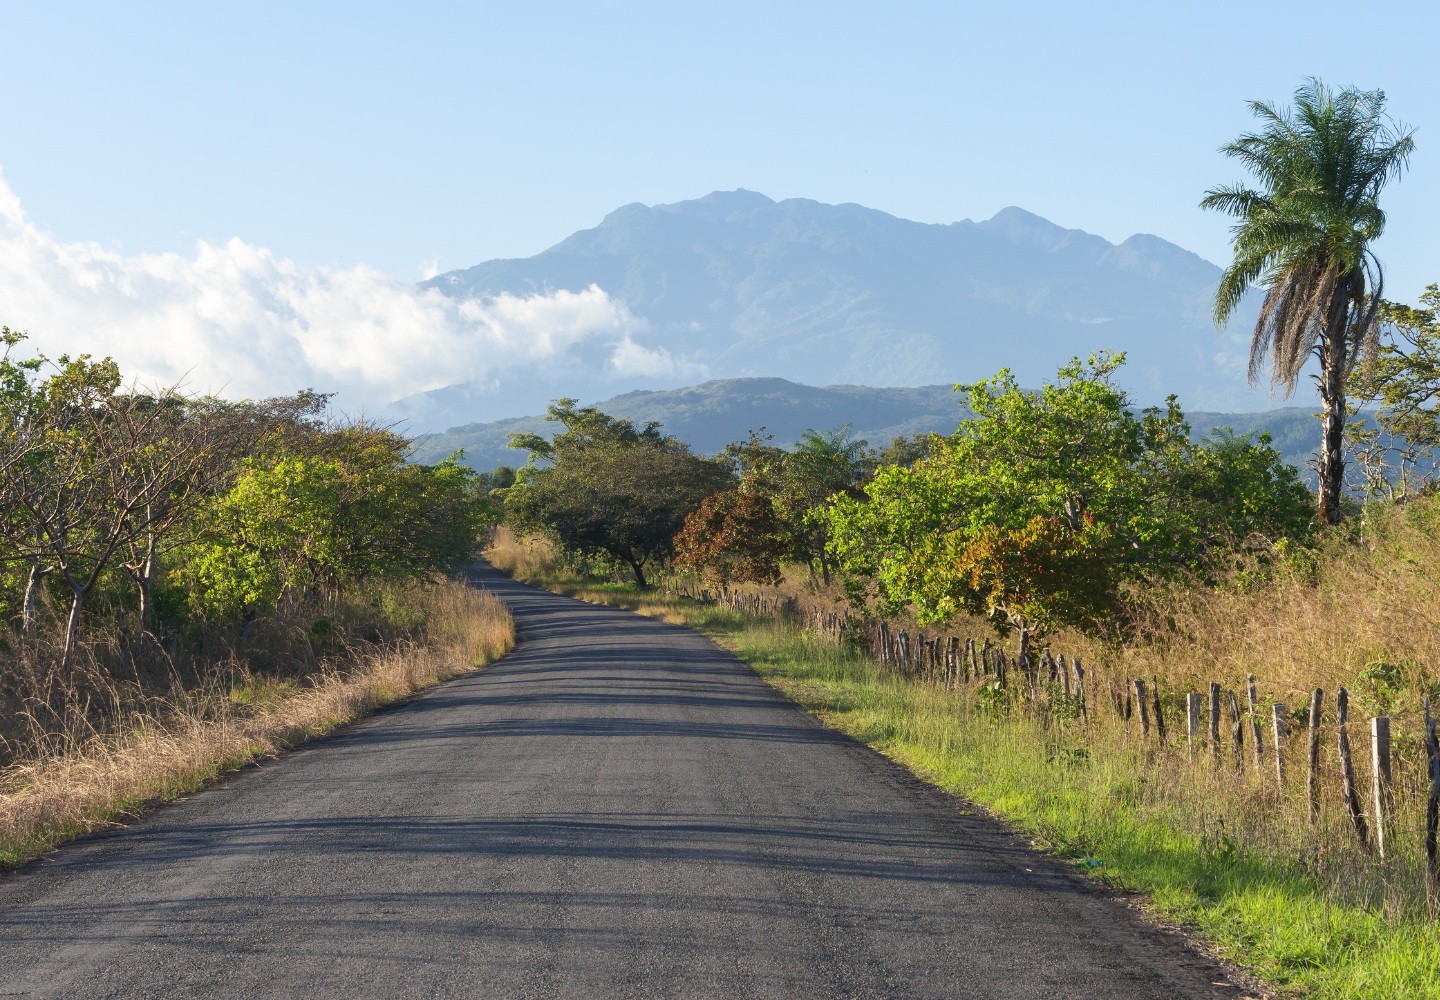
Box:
875 432 939 470
503 401 731 586
184 430 484 620
0 348 141 662
1203 79 1415 524
0 328 48 629
825 354 1310 655
1342 283 1440 498
720 426 869 584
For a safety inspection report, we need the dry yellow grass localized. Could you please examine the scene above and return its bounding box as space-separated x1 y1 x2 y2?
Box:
485 526 561 580
0 577 513 865
1106 506 1440 701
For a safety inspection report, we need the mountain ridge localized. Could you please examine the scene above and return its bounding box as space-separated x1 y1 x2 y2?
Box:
402 190 1263 430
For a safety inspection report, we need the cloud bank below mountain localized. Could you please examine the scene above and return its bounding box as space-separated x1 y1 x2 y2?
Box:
0 172 685 414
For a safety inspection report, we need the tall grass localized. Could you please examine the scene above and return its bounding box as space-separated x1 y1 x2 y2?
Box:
486 526 562 581
0 577 513 866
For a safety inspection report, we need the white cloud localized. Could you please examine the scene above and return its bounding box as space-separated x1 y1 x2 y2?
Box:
0 171 652 413
607 334 707 380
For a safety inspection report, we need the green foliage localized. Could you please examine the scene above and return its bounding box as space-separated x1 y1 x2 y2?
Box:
1348 284 1440 496
183 434 485 620
503 400 731 586
875 432 938 469
1351 287 1440 444
825 354 1312 640
716 425 870 583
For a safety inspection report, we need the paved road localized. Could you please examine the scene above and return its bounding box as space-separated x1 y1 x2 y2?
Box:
0 564 1246 998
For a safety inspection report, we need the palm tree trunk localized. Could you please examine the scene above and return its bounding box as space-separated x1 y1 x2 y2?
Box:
1317 305 1351 525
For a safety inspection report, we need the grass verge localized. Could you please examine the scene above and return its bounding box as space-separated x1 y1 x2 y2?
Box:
495 556 1440 1000
0 577 513 867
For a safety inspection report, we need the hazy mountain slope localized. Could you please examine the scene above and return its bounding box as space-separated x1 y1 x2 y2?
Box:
411 379 968 469
412 377 1320 474
410 191 1263 428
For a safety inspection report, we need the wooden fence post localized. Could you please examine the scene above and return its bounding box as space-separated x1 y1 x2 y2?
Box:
1209 683 1222 762
1371 716 1393 859
1151 675 1166 744
1247 674 1264 773
1074 658 1087 723
1226 690 1244 772
1307 689 1323 822
1335 688 1369 849
1187 693 1203 759
1424 699 1440 885
1272 703 1287 791
1133 679 1150 740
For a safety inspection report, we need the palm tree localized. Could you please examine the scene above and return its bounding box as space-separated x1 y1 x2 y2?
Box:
1203 79 1414 523
783 426 870 583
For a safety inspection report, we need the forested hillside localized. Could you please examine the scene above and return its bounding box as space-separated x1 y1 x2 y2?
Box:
412 376 1325 475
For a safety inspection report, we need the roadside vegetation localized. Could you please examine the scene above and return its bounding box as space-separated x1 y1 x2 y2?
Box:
0 329 512 865
488 529 1440 997
478 79 1440 999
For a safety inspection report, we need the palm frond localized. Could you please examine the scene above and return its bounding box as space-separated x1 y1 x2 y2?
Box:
1204 78 1413 408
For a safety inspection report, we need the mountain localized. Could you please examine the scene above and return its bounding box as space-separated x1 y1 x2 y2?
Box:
407 190 1266 429
412 377 1321 475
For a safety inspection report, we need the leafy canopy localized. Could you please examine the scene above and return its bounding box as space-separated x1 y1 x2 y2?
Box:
503 400 731 586
824 353 1311 641
1351 284 1440 448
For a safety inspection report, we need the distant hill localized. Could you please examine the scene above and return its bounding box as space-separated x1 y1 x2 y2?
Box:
412 376 1321 475
401 190 1270 429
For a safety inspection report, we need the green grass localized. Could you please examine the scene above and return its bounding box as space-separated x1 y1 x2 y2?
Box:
525 573 1440 999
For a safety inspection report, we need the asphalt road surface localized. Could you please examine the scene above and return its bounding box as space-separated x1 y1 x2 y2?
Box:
0 564 1248 999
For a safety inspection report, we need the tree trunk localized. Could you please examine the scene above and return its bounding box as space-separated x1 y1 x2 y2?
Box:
137 538 157 634
22 563 46 635
62 586 85 670
1316 291 1352 525
626 557 648 588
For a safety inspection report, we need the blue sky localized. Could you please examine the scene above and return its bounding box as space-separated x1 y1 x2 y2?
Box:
0 0 1435 411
